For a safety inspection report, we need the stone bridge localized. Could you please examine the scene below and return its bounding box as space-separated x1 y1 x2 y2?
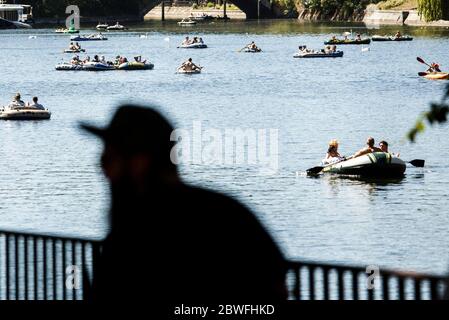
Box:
138 0 274 19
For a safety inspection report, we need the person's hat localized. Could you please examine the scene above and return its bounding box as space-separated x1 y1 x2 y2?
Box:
80 105 175 161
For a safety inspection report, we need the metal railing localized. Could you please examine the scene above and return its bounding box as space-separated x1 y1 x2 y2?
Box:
1 229 447 300
286 260 448 300
0 230 101 300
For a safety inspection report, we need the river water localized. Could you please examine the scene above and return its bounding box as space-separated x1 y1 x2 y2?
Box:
1 20 449 274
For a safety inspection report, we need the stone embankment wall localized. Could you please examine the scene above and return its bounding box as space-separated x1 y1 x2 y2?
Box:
145 5 246 20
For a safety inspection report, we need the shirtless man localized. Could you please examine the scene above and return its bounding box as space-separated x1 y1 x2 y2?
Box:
182 36 190 45
180 58 200 71
350 137 382 159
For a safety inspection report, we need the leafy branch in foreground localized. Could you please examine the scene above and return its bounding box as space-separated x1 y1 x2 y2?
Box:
408 84 449 142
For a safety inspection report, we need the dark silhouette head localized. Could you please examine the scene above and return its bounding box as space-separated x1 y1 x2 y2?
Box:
188 58 192 62
80 105 177 188
33 97 38 103
367 137 375 147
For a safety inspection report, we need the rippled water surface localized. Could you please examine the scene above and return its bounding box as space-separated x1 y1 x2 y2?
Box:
1 20 449 274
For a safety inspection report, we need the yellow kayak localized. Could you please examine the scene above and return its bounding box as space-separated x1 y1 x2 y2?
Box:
423 72 449 80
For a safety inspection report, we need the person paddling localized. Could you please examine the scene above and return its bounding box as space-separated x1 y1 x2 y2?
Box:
427 62 441 73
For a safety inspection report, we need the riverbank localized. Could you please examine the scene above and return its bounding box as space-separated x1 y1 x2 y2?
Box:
144 5 246 20
363 7 449 27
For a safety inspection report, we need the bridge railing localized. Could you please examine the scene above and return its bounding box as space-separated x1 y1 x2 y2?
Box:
0 229 447 300
286 260 448 300
0 230 101 300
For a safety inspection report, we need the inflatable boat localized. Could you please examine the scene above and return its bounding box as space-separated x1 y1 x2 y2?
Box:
244 47 261 53
177 67 201 74
178 43 207 49
63 48 85 53
83 62 115 71
321 152 406 177
117 61 154 70
178 19 196 26
71 34 108 41
372 35 413 41
55 63 84 71
324 38 371 45
107 23 126 31
294 51 343 58
0 106 51 120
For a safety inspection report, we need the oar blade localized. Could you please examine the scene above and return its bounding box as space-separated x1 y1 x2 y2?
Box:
409 159 425 167
306 166 324 175
418 72 428 76
417 56 425 64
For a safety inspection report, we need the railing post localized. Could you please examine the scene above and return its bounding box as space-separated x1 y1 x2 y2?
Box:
162 1 165 21
257 0 260 19
223 0 226 19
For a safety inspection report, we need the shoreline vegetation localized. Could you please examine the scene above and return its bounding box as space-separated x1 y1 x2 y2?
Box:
18 0 449 27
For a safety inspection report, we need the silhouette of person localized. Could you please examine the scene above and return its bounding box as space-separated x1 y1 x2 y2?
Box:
80 105 287 307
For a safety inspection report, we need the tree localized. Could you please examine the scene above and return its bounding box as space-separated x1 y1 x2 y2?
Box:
418 0 449 22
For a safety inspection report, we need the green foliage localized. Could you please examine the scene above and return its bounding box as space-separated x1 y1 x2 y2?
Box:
206 2 215 7
300 0 382 17
377 0 405 10
417 0 449 21
408 84 449 142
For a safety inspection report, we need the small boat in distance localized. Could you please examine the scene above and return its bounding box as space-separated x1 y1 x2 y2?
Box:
294 45 343 58
0 105 51 120
372 35 413 41
71 33 108 41
178 18 196 26
107 22 126 30
55 27 79 34
96 22 108 30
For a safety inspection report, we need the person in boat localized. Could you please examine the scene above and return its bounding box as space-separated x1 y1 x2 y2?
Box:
100 56 106 64
182 36 190 45
71 55 81 65
322 139 345 165
379 140 400 157
83 56 91 64
93 55 100 63
355 33 362 41
8 93 25 108
331 35 337 42
247 41 259 51
180 58 200 71
331 45 337 53
28 96 45 110
343 35 348 41
75 42 81 50
427 62 441 73
198 37 204 44
394 31 402 39
350 137 382 159
192 37 199 43
69 42 77 50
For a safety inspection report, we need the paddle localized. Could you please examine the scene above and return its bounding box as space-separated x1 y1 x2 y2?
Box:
418 72 428 76
238 46 247 52
417 56 431 68
408 159 425 167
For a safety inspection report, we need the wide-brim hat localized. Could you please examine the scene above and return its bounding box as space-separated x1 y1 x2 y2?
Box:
80 105 175 158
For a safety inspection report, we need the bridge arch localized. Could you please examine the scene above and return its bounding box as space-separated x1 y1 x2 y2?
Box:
139 0 274 20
